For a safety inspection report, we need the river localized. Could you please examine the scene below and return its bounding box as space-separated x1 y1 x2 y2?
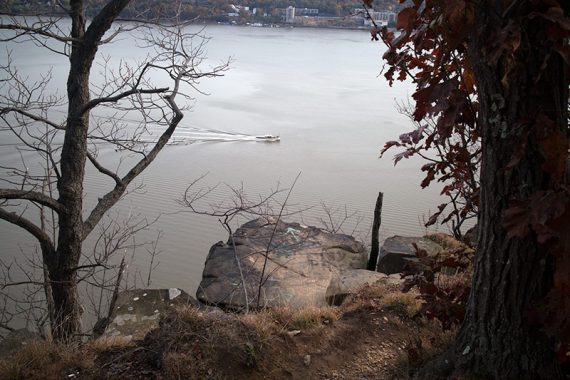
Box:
0 24 444 306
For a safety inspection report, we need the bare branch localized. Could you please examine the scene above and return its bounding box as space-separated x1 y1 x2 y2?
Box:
1 281 45 290
0 107 65 130
0 22 76 44
0 189 62 213
0 208 55 256
256 172 301 308
86 152 123 187
0 323 14 332
82 100 182 239
81 87 169 115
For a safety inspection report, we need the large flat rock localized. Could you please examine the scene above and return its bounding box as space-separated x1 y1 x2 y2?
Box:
0 329 41 358
103 288 199 339
197 217 368 310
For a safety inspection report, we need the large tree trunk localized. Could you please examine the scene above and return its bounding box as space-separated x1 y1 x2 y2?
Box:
48 0 132 342
52 4 90 340
452 2 568 378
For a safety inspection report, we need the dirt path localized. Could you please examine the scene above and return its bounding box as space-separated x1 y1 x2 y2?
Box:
251 307 414 380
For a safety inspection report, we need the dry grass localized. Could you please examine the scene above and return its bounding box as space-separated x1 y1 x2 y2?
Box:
381 290 423 317
343 281 423 319
88 335 136 353
0 283 459 380
147 305 341 378
266 306 340 331
0 340 93 380
425 232 467 250
174 304 211 329
140 307 264 379
163 351 211 380
240 312 278 341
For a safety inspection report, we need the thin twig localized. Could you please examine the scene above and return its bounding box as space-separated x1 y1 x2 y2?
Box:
255 172 301 309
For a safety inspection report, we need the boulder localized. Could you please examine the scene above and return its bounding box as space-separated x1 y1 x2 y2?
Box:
462 225 478 248
197 217 368 310
325 269 403 306
103 288 199 339
376 236 443 275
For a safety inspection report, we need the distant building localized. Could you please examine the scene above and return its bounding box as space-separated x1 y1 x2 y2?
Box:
296 8 318 16
364 11 396 27
376 11 396 24
285 6 295 23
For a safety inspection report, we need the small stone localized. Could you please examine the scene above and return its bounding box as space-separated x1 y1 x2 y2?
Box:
143 293 147 297
133 297 139 301
127 306 133 311
462 345 470 355
303 354 311 366
169 288 182 300
287 330 301 337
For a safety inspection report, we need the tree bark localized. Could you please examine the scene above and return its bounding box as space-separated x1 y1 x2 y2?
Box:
50 0 130 342
51 0 89 342
452 2 568 378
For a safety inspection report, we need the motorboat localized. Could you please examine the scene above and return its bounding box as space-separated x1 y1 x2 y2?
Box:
255 134 280 142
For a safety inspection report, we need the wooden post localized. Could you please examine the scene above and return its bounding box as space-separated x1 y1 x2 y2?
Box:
367 192 383 271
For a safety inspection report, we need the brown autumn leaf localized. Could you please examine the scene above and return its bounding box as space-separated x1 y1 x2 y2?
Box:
462 68 476 92
397 7 419 33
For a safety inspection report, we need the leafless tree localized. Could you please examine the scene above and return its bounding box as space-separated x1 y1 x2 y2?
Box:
0 1 229 341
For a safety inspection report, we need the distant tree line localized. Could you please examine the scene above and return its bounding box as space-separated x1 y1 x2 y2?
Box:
2 0 401 22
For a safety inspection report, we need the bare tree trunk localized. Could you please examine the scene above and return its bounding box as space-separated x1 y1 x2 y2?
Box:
0 0 228 341
452 2 568 378
367 191 383 271
50 0 130 342
52 62 90 342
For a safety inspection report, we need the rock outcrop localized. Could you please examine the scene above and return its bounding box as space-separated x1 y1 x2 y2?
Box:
376 235 443 274
103 288 199 340
197 217 368 310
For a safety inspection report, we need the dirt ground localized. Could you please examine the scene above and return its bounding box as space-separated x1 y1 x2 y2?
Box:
0 283 454 380
89 284 453 380
249 307 416 380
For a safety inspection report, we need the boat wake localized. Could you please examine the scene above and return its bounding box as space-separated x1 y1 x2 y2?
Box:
168 126 280 144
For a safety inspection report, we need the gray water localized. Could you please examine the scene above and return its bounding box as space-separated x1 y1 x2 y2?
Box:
0 24 444 299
